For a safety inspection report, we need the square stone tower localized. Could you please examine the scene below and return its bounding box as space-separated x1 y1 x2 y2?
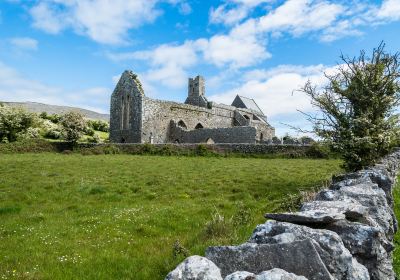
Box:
185 75 208 108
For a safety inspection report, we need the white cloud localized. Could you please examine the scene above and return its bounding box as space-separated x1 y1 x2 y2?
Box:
209 64 333 117
210 0 400 44
209 0 271 26
377 0 400 21
257 0 345 37
28 0 165 45
9 37 38 51
30 2 66 34
110 41 199 88
198 35 269 68
0 61 110 113
179 2 192 15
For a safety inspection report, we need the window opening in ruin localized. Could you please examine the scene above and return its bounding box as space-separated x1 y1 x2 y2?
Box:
206 138 215 144
243 115 250 119
195 123 204 129
260 133 264 142
121 137 126 143
177 120 187 129
126 95 131 128
121 96 125 130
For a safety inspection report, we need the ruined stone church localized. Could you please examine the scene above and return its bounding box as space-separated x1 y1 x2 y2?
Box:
110 70 275 144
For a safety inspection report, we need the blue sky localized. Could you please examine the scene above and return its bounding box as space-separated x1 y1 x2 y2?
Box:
0 0 400 136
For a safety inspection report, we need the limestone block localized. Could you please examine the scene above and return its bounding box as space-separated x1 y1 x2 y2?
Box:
206 240 334 280
165 256 223 280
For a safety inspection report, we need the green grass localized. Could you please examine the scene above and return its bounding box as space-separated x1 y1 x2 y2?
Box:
393 180 400 277
0 154 341 279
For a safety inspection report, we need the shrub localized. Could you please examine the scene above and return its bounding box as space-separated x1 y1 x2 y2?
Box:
39 112 61 124
301 43 400 171
60 111 87 143
0 105 39 142
305 142 332 159
41 119 62 139
87 120 109 132
103 145 120 155
16 127 41 141
204 210 232 239
87 134 101 143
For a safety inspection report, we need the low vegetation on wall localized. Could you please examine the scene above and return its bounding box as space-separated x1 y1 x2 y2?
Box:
0 139 338 159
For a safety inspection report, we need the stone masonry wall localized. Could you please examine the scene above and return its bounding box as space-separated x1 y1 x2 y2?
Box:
169 122 257 144
165 149 400 280
110 71 275 144
110 71 144 143
141 98 274 144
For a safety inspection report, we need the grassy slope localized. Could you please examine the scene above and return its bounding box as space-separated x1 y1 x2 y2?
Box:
0 154 341 280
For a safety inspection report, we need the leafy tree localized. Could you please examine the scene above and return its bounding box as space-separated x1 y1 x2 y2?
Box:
282 134 300 145
300 136 315 145
271 136 282 145
39 112 62 124
60 111 87 143
301 43 400 171
87 120 109 132
0 104 38 142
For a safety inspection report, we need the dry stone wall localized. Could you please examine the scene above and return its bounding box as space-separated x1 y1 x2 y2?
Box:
165 149 400 280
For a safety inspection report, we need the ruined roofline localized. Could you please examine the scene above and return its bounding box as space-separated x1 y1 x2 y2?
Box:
143 95 266 117
117 70 267 118
234 94 265 116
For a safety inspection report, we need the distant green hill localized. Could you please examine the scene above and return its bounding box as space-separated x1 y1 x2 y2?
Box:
1 101 109 121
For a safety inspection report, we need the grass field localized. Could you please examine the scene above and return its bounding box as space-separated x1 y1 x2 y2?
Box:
0 154 342 279
393 181 400 276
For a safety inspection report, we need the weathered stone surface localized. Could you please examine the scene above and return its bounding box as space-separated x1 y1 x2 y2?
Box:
316 183 395 239
300 200 369 222
165 256 223 280
224 271 256 280
206 240 332 280
257 269 308 280
325 220 395 280
249 221 369 280
224 269 308 280
265 210 345 225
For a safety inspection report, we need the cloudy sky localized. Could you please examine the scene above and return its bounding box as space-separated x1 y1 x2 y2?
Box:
1 0 400 136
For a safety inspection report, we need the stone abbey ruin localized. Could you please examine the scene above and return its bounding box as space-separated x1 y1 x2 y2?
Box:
110 70 275 144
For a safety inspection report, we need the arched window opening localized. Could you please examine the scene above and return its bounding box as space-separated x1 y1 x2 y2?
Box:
174 139 180 144
260 133 264 142
195 123 204 129
121 96 125 129
206 138 215 144
124 95 130 129
177 120 187 129
121 137 126 143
